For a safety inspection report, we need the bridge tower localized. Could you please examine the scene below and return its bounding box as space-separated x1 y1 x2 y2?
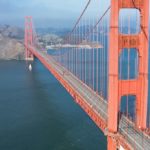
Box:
24 16 34 61
108 0 149 134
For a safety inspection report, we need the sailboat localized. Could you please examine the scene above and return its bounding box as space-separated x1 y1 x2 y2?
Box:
29 64 32 71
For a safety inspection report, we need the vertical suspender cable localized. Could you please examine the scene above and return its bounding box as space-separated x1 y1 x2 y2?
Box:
96 18 99 94
93 18 95 90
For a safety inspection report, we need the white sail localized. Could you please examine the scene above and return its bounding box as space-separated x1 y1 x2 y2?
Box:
29 64 32 71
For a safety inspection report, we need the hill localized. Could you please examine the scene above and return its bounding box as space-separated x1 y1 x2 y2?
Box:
0 25 25 60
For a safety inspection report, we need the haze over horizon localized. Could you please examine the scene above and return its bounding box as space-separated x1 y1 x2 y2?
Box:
0 0 110 28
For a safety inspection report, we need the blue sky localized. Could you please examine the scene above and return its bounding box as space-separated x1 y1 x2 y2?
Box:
0 0 110 28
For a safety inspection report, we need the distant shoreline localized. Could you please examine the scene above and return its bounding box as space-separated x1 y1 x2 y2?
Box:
46 43 103 50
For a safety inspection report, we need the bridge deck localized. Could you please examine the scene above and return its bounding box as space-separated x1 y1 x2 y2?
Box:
30 47 150 150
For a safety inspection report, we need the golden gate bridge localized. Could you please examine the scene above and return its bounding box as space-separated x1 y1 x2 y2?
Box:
24 0 150 149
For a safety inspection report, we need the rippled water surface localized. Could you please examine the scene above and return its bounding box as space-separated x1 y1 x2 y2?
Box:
0 60 107 150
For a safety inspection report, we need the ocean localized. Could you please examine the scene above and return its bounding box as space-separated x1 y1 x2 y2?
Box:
0 60 107 150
